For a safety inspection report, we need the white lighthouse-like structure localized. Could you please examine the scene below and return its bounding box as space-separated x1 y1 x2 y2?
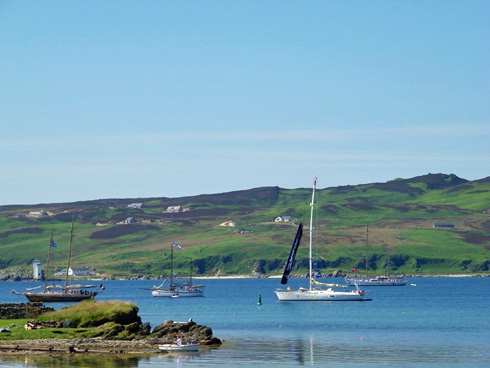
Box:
32 259 42 280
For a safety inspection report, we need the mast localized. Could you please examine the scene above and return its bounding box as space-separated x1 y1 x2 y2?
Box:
170 243 174 289
365 224 369 277
309 177 317 291
64 220 74 292
190 259 193 287
44 230 54 291
387 244 391 278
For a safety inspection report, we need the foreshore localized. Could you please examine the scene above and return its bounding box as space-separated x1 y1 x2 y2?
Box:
0 338 163 356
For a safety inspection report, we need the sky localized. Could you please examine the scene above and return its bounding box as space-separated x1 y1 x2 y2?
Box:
1 1 489 205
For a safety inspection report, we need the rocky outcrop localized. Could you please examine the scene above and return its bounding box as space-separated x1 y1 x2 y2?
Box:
0 303 54 319
151 319 222 346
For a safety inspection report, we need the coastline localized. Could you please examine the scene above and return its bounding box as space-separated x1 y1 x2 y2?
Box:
2 274 489 283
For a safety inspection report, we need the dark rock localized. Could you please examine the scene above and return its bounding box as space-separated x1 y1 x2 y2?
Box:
151 319 221 345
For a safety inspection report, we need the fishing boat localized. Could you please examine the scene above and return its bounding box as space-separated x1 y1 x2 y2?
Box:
12 222 102 302
275 177 369 302
345 226 407 287
150 242 205 297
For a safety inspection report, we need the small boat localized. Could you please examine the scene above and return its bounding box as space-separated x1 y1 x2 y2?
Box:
12 222 102 303
275 177 369 302
159 339 199 352
150 243 205 298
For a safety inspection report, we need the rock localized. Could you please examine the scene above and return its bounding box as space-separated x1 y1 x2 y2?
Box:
151 320 221 345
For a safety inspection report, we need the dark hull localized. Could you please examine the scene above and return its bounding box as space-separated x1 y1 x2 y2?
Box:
19 292 97 303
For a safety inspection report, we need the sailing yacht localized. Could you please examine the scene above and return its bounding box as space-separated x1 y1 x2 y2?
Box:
150 242 205 297
12 222 101 302
275 177 369 301
345 226 407 287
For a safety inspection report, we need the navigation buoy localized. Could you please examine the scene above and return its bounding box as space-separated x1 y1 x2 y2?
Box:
257 292 262 306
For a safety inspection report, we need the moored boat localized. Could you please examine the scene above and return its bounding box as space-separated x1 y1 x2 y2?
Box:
274 177 369 302
159 338 199 351
150 242 205 297
12 222 102 303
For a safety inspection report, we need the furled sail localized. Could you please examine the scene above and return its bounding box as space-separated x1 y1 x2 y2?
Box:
280 223 303 285
311 279 347 288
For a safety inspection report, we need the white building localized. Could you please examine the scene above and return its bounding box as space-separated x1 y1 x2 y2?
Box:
32 259 42 280
68 267 91 276
28 210 48 217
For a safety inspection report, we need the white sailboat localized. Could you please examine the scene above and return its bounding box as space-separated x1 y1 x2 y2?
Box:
150 242 205 297
275 177 369 302
345 226 407 287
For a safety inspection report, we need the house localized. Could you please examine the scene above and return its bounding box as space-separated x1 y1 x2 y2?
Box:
28 210 48 217
127 203 144 209
165 206 182 213
123 217 137 224
68 267 91 276
433 222 455 228
274 216 293 222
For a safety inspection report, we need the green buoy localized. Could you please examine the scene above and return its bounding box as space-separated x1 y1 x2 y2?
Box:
257 292 262 306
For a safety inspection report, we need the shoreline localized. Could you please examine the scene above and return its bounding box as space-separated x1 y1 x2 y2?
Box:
1 274 489 283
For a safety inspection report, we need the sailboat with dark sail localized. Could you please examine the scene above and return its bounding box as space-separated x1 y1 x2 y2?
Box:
151 242 205 297
12 222 102 302
275 177 369 301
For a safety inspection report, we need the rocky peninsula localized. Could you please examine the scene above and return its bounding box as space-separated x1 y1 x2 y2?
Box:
0 300 221 355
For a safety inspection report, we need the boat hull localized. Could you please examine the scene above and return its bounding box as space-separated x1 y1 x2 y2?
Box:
20 292 97 303
158 343 199 351
151 290 204 297
345 277 407 286
275 289 367 301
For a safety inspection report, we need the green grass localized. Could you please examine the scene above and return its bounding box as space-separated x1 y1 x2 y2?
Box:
1 174 489 277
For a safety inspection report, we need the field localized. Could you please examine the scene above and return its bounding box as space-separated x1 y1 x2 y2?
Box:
1 173 489 278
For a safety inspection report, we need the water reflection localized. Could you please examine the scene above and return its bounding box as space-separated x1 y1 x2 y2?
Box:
1 334 489 367
1 355 143 368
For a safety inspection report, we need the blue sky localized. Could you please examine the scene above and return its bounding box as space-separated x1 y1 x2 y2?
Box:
1 1 489 205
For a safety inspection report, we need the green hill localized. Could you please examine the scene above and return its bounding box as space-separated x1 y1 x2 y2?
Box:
1 173 489 279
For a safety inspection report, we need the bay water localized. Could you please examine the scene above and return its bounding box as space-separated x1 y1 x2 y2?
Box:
1 277 489 367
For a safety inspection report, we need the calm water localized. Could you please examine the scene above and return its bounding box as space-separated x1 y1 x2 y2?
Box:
1 277 489 367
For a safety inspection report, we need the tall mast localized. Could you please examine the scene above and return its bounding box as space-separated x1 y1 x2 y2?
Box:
170 243 174 289
365 224 369 277
387 244 391 278
44 230 54 291
309 177 317 291
190 259 193 287
64 220 74 291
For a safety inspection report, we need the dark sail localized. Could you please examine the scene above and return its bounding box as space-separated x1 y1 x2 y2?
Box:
280 223 303 285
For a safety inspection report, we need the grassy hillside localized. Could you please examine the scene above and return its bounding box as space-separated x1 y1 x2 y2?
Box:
1 173 489 278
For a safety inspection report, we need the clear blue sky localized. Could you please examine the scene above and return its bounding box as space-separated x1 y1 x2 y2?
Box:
1 1 489 205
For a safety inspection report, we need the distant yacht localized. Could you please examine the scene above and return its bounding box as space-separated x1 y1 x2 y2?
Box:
345 225 407 287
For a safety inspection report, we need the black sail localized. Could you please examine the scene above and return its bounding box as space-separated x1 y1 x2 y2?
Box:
280 223 303 285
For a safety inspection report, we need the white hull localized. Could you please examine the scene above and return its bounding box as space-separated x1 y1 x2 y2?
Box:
158 343 199 351
151 290 204 297
345 276 407 286
275 288 367 301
